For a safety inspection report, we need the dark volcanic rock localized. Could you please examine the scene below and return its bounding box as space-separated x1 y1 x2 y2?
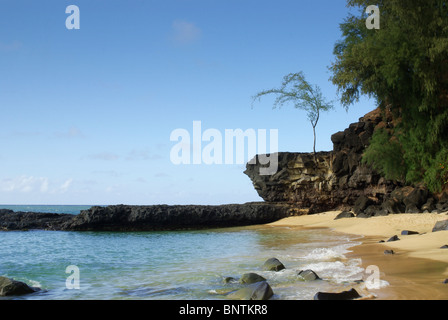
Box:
401 230 419 236
387 235 400 242
62 203 292 231
262 258 285 272
244 108 398 215
240 273 266 285
334 211 355 220
0 210 73 231
228 281 274 300
314 288 361 300
0 276 40 296
432 220 448 232
297 270 320 281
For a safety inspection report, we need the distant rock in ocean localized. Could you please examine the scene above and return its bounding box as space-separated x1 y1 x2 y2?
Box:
0 209 73 231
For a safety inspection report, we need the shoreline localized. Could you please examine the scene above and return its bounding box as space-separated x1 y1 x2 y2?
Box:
267 211 448 300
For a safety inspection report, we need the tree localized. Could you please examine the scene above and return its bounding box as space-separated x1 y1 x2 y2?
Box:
252 72 333 158
330 0 448 192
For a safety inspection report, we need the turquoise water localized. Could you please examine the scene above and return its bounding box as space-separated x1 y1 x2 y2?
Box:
0 206 369 300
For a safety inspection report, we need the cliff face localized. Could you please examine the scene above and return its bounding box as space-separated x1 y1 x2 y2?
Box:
244 108 400 214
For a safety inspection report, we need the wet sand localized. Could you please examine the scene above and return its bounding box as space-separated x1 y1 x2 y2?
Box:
268 211 448 300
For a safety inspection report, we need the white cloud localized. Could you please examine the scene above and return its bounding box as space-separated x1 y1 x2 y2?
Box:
1 176 47 193
0 176 73 194
171 20 202 45
58 179 73 194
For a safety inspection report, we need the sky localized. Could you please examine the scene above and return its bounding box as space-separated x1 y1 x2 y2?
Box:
0 0 375 205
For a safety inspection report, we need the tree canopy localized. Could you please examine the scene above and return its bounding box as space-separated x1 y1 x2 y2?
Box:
330 0 448 192
252 72 333 156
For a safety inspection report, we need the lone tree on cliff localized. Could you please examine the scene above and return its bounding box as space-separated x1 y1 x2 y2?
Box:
252 72 333 159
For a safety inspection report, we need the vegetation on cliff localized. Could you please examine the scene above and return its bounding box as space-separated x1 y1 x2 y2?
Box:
330 0 448 193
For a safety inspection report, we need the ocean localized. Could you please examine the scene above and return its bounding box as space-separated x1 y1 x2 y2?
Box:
0 205 376 300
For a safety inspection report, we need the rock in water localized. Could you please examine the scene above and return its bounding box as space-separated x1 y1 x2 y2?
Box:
227 281 274 300
262 258 285 272
240 273 266 284
297 270 320 281
314 288 361 300
0 277 39 296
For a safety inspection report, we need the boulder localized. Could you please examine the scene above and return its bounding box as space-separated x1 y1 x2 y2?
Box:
403 187 428 210
0 277 39 296
240 273 266 285
334 211 355 220
401 230 419 236
223 277 237 284
421 198 436 212
382 199 405 214
313 288 361 300
387 235 400 242
227 281 274 300
384 250 395 255
432 220 448 232
262 258 285 272
353 196 373 215
297 270 320 281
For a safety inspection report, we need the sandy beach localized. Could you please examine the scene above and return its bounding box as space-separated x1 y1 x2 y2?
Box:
268 211 448 300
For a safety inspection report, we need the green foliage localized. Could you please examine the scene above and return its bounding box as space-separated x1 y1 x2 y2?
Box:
362 129 406 181
332 0 448 192
252 72 333 154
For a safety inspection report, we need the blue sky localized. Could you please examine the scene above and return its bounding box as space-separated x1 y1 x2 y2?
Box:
0 0 375 205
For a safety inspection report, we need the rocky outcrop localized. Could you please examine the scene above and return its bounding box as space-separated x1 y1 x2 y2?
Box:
0 209 73 231
245 107 448 215
245 108 397 213
61 203 294 231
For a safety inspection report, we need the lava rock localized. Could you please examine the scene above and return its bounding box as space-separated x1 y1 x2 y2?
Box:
432 220 448 232
297 270 320 281
313 288 361 300
334 211 355 220
240 273 266 285
227 281 274 300
0 276 40 296
262 258 285 272
387 235 400 242
401 230 419 236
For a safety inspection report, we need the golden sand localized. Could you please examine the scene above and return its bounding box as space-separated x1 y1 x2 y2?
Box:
268 211 448 300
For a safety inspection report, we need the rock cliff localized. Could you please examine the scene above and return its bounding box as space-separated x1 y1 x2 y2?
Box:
245 108 447 215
